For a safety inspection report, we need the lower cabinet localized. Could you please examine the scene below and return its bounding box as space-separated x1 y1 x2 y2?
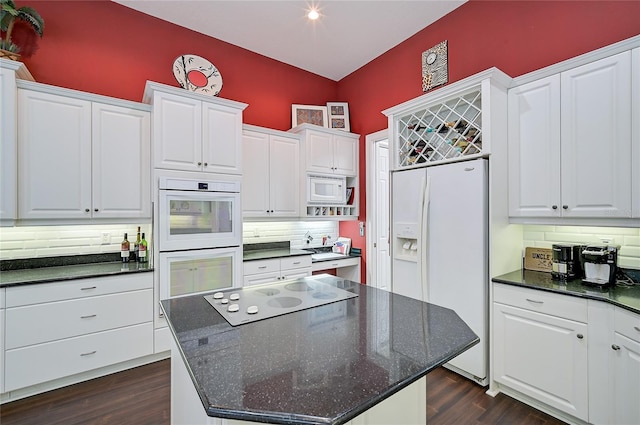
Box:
243 256 312 287
3 273 154 393
493 283 588 421
492 282 640 424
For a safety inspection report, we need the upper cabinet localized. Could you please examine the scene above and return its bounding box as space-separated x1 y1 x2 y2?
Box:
290 124 358 176
509 44 638 223
18 81 151 221
242 125 301 218
0 59 33 225
143 82 247 175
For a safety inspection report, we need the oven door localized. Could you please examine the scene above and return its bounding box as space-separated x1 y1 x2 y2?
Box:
159 189 241 251
159 247 242 300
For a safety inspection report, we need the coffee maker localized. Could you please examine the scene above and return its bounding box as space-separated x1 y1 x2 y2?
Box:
581 245 619 286
551 244 583 280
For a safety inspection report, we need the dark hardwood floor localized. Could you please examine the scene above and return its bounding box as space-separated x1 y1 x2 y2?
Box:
0 359 566 424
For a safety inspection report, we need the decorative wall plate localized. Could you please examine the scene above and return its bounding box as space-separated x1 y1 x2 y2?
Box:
173 54 223 96
421 40 448 92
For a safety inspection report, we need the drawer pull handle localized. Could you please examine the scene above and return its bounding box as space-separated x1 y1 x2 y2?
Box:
525 298 544 304
258 266 267 269
81 286 97 291
576 334 584 339
80 350 97 357
331 263 339 266
612 344 621 351
293 261 301 265
81 314 97 319
634 326 640 332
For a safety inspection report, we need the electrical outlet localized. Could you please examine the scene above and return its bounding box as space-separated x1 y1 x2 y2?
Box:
359 222 365 237
599 237 615 245
253 228 260 237
101 232 111 244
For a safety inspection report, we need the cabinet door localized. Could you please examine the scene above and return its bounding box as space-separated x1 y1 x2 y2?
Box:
153 91 202 172
508 75 562 217
632 48 640 218
332 133 358 176
242 130 270 217
493 303 588 421
18 89 92 219
202 102 242 175
0 68 17 223
561 51 632 218
92 103 150 218
269 135 300 217
612 332 640 425
306 130 334 173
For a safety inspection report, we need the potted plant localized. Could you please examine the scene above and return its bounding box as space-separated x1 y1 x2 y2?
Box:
0 0 44 60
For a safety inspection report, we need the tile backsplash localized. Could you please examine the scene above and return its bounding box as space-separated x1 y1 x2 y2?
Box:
243 221 339 249
0 224 152 260
522 225 640 269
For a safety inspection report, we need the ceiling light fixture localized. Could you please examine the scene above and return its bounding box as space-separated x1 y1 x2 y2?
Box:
307 8 320 20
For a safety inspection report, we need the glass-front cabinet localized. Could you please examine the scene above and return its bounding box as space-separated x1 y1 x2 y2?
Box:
383 68 512 171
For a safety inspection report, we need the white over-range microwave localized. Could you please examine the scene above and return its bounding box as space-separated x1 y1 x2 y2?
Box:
307 174 346 204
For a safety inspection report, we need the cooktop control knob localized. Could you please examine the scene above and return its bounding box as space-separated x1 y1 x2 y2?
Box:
221 298 229 304
213 292 224 299
227 304 239 313
229 293 240 301
247 305 259 315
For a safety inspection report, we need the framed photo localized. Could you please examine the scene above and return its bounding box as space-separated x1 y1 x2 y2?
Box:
292 104 328 128
327 102 350 131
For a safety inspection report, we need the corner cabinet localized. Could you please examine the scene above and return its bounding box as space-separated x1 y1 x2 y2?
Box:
0 59 33 226
508 49 636 221
242 125 301 218
143 81 247 175
17 81 151 220
289 124 360 220
383 68 512 171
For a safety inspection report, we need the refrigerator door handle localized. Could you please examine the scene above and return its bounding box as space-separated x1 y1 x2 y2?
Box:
419 175 431 302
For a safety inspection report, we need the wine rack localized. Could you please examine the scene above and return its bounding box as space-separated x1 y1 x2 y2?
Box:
396 88 483 167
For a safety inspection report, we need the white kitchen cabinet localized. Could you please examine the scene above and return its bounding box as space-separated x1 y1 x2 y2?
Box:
508 51 633 219
3 273 153 392
243 256 312 287
17 82 151 220
493 283 588 421
633 47 640 218
611 307 640 425
290 123 359 176
0 60 32 225
242 125 301 218
0 287 4 394
144 81 247 175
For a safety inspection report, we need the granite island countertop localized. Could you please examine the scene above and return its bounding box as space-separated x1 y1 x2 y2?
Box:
161 275 479 425
493 269 640 314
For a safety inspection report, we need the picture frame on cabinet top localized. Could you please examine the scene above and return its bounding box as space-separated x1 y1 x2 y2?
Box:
327 102 351 131
292 104 328 128
422 40 448 92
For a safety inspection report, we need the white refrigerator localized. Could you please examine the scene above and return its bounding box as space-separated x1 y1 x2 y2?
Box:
391 158 488 384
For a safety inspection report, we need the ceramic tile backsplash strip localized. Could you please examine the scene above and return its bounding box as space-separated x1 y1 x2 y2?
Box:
0 224 152 260
243 221 338 250
523 225 640 269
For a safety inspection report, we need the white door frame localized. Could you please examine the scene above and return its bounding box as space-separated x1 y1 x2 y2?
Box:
365 128 389 289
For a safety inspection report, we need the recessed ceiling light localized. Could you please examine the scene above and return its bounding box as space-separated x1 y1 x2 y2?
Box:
307 8 319 20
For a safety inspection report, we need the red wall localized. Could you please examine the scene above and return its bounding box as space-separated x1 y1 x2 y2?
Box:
337 0 640 282
12 0 640 283
14 0 338 131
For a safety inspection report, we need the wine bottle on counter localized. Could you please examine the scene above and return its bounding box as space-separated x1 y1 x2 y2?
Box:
121 233 130 263
139 233 148 263
134 226 141 262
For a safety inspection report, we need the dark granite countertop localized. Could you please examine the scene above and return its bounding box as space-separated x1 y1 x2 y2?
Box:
0 253 153 287
492 269 640 315
161 275 479 425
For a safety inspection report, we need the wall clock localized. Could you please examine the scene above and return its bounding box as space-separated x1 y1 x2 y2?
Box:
421 40 448 92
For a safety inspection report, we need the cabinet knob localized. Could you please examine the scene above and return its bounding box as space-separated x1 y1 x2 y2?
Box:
562 205 568 210
204 162 208 166
612 344 621 351
552 205 558 210
85 208 90 212
197 162 202 166
94 208 99 212
576 334 584 339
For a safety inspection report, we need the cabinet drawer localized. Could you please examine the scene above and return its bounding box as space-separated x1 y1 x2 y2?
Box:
6 273 153 307
6 289 153 349
280 255 312 270
243 271 281 287
4 322 153 391
493 283 587 322
615 307 640 343
243 259 280 276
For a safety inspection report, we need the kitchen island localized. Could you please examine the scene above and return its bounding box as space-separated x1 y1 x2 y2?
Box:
161 275 479 425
